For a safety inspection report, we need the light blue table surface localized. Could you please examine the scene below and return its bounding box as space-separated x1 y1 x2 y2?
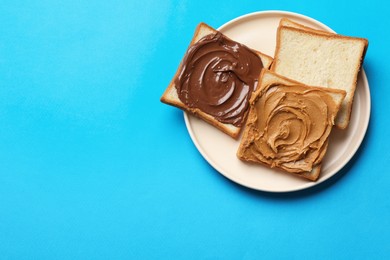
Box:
0 0 389 259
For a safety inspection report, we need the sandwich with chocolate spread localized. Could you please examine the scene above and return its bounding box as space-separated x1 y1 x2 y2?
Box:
161 22 273 139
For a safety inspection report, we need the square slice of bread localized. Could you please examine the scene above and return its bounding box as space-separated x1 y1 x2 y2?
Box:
161 22 273 139
237 70 346 181
271 23 368 129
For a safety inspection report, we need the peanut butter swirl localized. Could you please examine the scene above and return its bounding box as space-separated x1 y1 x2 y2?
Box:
175 33 263 127
242 83 339 173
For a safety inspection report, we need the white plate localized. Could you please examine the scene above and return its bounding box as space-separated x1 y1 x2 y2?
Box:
184 11 371 192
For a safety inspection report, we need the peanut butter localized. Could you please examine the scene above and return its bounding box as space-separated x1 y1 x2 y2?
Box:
175 32 263 127
240 83 340 173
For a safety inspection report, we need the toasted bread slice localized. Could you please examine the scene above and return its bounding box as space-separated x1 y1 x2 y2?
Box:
161 22 273 139
237 70 346 181
271 24 368 129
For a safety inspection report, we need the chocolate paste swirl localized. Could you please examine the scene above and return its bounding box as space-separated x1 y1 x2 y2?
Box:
175 33 263 127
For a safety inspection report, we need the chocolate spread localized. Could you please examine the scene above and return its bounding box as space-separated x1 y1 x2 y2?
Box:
175 33 263 127
240 83 340 173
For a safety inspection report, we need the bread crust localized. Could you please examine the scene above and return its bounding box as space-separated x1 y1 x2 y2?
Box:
279 18 334 36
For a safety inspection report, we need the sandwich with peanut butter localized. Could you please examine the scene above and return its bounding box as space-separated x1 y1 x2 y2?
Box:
237 70 346 181
161 22 273 139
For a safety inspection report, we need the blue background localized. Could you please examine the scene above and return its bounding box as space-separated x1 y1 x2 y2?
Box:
0 0 389 259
